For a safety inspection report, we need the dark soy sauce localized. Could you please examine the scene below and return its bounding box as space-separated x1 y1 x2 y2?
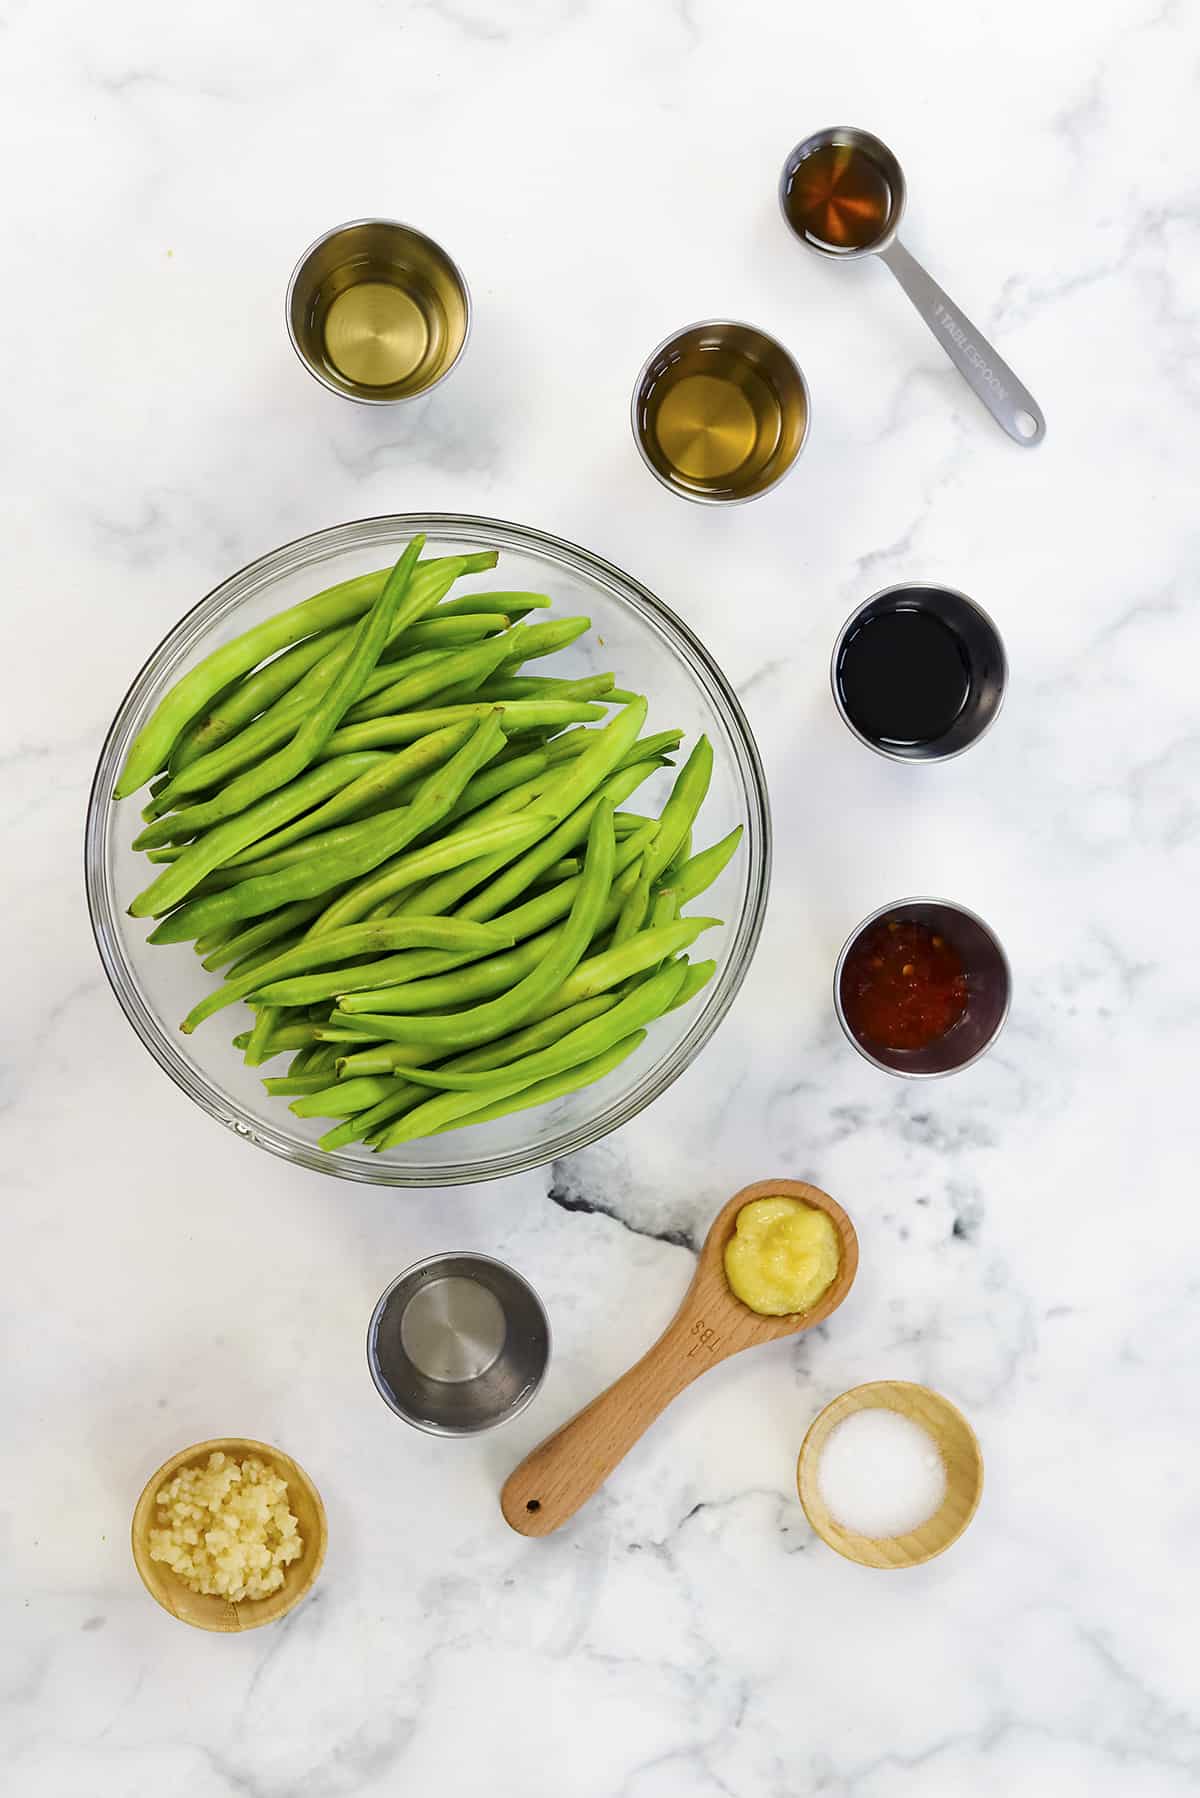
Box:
836 608 971 746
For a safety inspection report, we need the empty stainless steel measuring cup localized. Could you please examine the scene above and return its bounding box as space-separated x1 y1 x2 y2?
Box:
779 127 1045 447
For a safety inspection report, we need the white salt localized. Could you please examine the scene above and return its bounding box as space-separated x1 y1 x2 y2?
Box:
817 1407 947 1538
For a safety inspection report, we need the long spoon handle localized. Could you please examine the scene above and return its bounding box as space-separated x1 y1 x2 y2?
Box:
879 238 1045 447
501 1314 707 1537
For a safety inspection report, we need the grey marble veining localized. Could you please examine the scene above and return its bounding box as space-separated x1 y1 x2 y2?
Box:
2 0 1199 1792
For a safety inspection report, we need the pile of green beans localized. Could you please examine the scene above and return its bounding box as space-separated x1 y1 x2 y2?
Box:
114 540 743 1153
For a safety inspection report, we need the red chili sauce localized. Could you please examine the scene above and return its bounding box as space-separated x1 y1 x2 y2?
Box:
841 919 968 1052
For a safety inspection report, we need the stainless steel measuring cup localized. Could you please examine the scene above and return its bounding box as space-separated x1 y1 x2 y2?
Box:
779 128 1045 447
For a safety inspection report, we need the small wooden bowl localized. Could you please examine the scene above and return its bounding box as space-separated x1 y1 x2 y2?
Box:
131 1438 327 1631
797 1381 982 1569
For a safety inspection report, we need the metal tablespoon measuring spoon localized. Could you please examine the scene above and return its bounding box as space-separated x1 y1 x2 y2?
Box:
780 127 1045 447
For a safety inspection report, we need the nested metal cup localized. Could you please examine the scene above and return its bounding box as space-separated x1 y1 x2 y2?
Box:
834 897 1011 1077
367 1254 550 1436
779 126 907 257
287 219 470 404
631 319 810 504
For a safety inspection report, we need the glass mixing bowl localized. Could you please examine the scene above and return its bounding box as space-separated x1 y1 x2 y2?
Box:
86 514 771 1186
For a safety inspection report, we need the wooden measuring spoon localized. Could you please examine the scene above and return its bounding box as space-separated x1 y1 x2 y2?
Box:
501 1177 858 1536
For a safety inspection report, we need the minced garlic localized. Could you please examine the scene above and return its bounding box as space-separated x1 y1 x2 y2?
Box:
148 1450 302 1601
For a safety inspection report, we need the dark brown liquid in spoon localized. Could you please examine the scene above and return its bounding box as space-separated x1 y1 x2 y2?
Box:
784 143 892 250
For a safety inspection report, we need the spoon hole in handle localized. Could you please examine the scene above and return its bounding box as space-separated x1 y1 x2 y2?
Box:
877 238 1045 447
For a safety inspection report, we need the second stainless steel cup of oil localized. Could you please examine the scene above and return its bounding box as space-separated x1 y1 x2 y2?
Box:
287 219 470 404
631 320 810 504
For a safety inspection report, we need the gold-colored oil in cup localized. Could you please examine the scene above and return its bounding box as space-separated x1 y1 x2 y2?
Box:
632 322 809 504
287 220 470 404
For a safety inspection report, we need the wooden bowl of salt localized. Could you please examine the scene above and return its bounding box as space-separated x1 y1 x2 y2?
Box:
797 1381 983 1568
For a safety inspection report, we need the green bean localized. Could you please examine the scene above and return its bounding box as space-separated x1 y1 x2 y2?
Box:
614 729 684 769
149 654 438 819
651 887 679 927
318 1082 426 1152
318 698 606 760
187 816 402 896
465 674 616 705
134 751 386 853
412 616 593 703
426 590 550 619
494 616 590 663
230 1021 316 1053
304 713 643 936
343 628 519 726
393 613 510 647
451 756 657 925
244 1004 281 1066
168 630 339 777
335 902 603 1018
385 712 651 926
290 1076 402 1119
263 1073 340 1097
197 898 327 971
494 727 581 765
146 714 507 942
662 828 692 881
338 995 620 1081
219 723 477 872
337 861 640 1018
339 916 718 1034
656 825 743 906
456 821 648 944
400 959 687 1094
292 805 556 947
369 1065 555 1147
666 958 717 1011
344 799 615 1053
424 737 620 845
158 804 539 951
432 747 559 831
115 550 496 798
627 889 681 985
167 556 496 777
224 928 308 982
528 856 581 888
130 543 424 916
372 1005 649 1149
642 736 713 886
146 607 462 819
195 918 242 958
301 1041 340 1077
146 847 184 863
611 855 653 948
181 915 513 1033
328 1042 433 1078
258 822 651 1009
426 1034 645 1140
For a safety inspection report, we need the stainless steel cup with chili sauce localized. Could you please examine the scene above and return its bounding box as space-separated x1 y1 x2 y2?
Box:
834 898 1011 1077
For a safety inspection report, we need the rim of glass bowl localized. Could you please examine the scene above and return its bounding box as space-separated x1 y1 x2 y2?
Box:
85 513 772 1186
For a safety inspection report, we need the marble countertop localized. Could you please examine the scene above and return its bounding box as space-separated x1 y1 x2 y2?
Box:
4 0 1198 1792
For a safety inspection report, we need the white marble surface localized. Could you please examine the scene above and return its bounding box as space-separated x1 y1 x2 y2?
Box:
3 0 1198 1791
